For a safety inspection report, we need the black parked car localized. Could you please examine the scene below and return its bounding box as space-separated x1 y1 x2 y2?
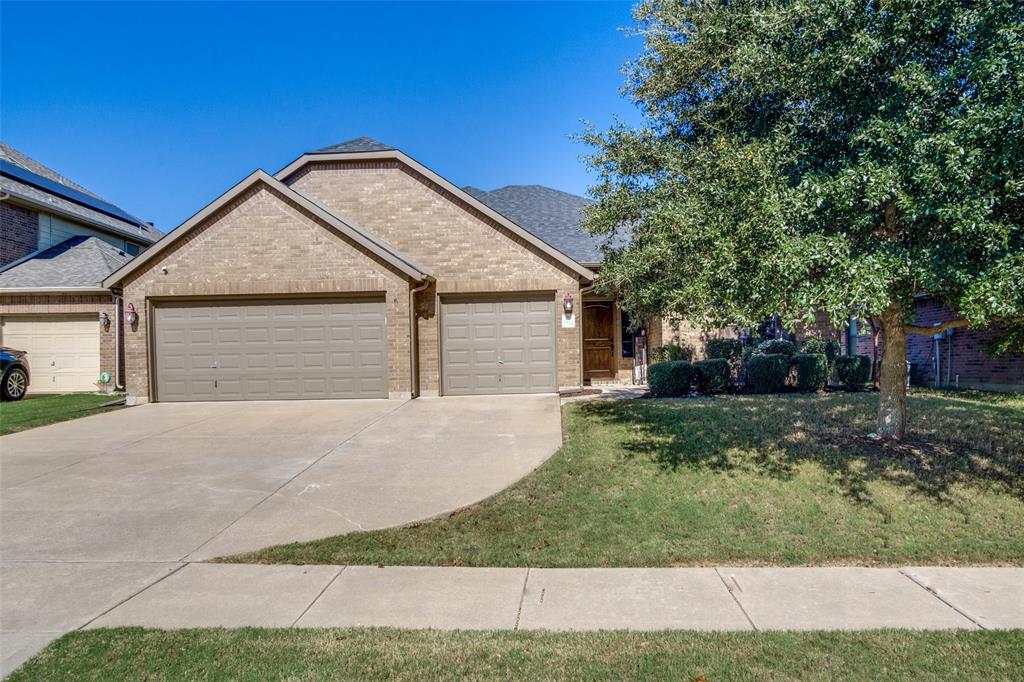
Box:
0 347 30 401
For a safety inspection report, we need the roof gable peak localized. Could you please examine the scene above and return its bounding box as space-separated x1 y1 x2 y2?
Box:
312 136 395 154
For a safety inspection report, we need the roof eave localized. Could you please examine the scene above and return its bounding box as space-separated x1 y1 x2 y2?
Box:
102 170 431 288
0 286 110 295
275 151 596 283
1 190 160 246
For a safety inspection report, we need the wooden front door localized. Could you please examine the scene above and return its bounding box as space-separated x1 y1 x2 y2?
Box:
583 302 615 380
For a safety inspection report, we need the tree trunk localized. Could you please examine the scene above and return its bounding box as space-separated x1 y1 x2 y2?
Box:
876 302 908 439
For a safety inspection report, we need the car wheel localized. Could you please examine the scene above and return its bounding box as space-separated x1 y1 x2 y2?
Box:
2 368 28 401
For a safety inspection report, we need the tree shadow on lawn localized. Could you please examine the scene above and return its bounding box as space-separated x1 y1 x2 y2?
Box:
577 393 1024 507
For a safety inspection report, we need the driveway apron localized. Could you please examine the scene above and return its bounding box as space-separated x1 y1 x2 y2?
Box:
0 394 562 675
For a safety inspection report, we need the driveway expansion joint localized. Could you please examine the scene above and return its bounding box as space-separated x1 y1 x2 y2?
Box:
75 562 189 631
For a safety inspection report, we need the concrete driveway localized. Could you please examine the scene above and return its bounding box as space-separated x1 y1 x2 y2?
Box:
0 394 561 674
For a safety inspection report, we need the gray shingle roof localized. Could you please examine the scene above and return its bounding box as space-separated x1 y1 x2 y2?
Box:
312 137 396 154
464 184 608 264
0 142 161 244
0 236 132 289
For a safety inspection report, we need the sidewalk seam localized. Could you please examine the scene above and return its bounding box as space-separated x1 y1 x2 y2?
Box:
180 399 411 561
291 565 347 627
898 569 985 630
75 562 189 630
714 568 757 631
513 567 531 630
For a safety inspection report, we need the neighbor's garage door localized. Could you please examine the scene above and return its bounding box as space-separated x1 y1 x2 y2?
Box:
0 314 100 392
441 295 556 395
153 298 387 402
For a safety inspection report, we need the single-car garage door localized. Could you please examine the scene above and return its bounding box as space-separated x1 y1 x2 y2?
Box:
153 298 387 402
441 295 556 395
0 314 100 392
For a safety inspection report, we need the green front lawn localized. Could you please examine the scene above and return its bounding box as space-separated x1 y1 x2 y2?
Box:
9 626 1024 679
0 393 124 436
228 390 1024 567
12 628 1023 681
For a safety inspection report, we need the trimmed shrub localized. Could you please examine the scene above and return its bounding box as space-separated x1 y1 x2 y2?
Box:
649 344 694 364
801 337 826 354
824 339 840 367
648 360 695 398
694 358 731 394
741 345 756 363
745 354 789 393
791 353 828 392
705 338 743 362
835 355 872 390
757 338 798 357
802 338 841 368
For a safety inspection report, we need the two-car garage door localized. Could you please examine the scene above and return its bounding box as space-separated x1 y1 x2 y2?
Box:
153 298 387 402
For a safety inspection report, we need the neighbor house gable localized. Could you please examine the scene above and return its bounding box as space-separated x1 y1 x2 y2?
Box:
103 170 431 289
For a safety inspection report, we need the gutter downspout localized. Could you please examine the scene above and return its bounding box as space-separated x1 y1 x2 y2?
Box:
847 316 858 356
409 279 431 399
112 290 125 391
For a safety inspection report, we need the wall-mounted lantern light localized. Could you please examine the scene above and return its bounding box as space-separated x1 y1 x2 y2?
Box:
562 293 574 315
99 311 111 330
125 303 139 326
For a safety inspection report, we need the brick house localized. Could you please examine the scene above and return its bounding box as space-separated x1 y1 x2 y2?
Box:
99 136 723 403
0 143 161 392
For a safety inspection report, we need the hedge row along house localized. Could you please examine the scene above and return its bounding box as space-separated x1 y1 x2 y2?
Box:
2 138 1021 399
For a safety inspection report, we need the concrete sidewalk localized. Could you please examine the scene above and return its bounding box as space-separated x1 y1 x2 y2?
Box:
83 564 1021 632
5 564 1021 674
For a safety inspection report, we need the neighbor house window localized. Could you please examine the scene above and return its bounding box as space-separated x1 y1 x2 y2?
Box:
124 242 141 256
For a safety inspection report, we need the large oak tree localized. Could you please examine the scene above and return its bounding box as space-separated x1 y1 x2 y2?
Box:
584 0 1023 437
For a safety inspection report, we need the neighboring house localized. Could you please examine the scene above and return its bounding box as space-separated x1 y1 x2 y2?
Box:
0 143 161 392
837 299 1024 392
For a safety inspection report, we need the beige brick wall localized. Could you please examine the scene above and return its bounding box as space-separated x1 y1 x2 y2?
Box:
287 160 584 391
0 294 118 392
797 310 843 343
119 183 413 401
649 317 738 361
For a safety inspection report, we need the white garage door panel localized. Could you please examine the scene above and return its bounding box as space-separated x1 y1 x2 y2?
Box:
153 298 387 402
442 295 556 396
0 315 100 392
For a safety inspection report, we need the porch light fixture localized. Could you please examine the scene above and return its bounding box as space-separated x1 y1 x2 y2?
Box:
125 303 139 326
563 293 574 315
99 311 111 330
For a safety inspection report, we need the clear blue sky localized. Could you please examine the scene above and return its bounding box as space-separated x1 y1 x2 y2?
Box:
1 1 642 231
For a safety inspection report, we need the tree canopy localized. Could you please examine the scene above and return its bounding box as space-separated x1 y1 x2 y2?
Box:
584 0 1023 337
